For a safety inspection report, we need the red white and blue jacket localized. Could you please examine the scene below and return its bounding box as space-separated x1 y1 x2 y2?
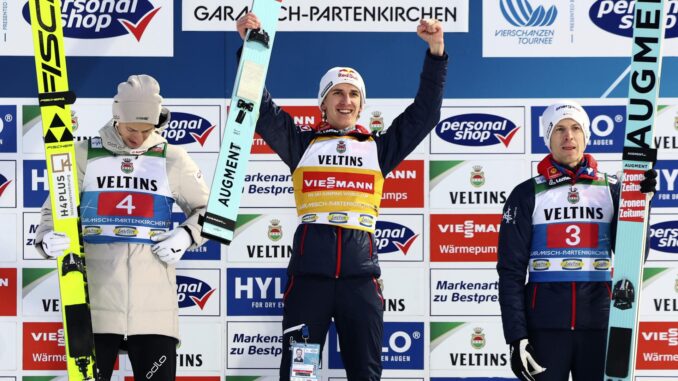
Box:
497 154 621 344
255 50 447 278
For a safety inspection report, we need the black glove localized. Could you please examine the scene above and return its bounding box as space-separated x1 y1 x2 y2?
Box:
639 169 657 194
510 339 546 381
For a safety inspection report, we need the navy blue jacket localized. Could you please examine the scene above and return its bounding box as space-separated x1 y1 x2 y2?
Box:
497 162 621 344
255 50 447 277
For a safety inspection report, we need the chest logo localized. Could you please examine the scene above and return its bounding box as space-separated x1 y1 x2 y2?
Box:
121 158 134 174
567 187 580 204
336 140 347 154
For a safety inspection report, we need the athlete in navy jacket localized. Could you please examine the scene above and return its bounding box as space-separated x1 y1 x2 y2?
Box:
237 13 447 381
497 101 656 381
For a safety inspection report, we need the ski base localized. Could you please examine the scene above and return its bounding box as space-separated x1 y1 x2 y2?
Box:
604 1 666 380
202 0 282 245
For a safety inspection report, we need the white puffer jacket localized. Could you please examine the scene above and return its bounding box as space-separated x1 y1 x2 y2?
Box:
36 121 209 340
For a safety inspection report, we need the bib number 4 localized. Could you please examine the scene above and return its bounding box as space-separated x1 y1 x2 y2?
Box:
98 192 154 217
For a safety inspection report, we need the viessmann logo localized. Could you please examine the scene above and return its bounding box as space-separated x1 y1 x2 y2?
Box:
22 0 162 41
590 0 678 38
500 0 557 27
435 113 520 147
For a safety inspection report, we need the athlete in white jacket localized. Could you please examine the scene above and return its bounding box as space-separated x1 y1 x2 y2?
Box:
36 74 209 380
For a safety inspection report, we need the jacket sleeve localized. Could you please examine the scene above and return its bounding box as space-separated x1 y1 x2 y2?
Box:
374 49 448 175
255 89 311 171
497 178 535 344
35 140 88 257
166 145 210 249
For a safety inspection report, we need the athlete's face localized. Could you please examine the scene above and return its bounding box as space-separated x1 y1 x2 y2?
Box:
549 118 586 168
321 83 363 130
116 122 155 149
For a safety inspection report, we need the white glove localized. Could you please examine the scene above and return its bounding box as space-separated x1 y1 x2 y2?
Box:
150 228 192 265
510 339 546 381
40 231 71 259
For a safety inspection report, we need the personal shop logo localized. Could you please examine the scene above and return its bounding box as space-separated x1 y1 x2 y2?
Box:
590 0 678 38
22 0 162 41
435 113 521 148
160 112 217 146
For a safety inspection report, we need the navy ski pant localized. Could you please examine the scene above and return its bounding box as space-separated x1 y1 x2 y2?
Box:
530 329 607 381
279 276 384 381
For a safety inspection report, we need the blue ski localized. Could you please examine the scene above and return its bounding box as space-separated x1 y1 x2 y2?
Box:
201 0 282 245
605 1 665 380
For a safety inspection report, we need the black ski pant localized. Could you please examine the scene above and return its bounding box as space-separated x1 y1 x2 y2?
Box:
279 276 384 381
530 329 607 381
94 333 177 381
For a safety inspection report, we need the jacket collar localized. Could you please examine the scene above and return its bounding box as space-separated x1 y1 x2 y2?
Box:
537 153 598 183
99 120 167 155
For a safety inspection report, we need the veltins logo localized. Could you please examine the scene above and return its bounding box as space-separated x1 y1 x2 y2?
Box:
650 220 678 254
374 220 419 255
590 0 678 38
500 0 557 27
176 276 216 310
22 0 161 41
160 112 217 146
435 113 520 147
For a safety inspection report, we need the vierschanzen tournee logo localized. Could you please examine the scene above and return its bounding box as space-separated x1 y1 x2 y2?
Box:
500 0 557 27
